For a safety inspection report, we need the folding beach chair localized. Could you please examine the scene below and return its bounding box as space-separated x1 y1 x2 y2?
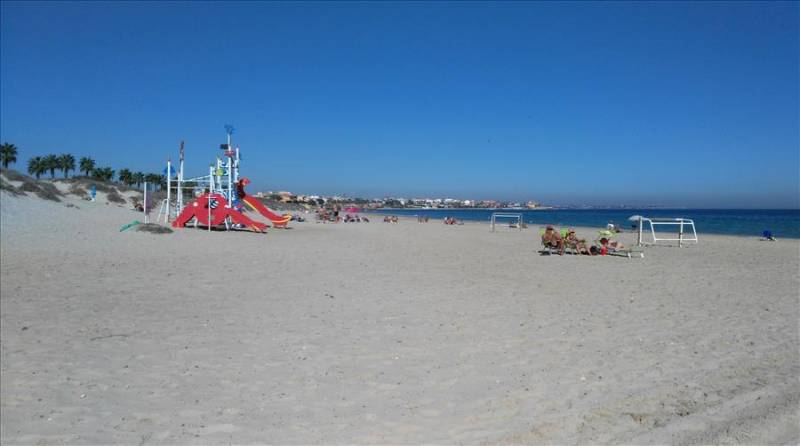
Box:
539 227 563 255
562 229 588 256
539 227 582 255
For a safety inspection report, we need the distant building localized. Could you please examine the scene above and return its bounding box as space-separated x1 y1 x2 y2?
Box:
277 191 294 202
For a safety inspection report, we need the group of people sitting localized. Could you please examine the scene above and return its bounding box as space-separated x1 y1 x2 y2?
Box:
443 217 461 225
383 215 399 223
316 208 370 223
343 214 368 223
541 225 625 256
316 208 338 222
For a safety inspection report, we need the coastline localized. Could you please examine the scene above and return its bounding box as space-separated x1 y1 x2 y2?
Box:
363 208 800 239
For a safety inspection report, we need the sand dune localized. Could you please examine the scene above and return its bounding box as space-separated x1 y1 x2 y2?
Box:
1 190 798 444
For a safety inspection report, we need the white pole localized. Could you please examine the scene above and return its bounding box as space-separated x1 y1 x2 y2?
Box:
178 159 183 214
638 216 643 246
209 165 215 194
226 156 232 207
679 219 684 248
143 182 148 224
166 159 172 222
234 146 240 184
208 166 213 232
215 158 221 194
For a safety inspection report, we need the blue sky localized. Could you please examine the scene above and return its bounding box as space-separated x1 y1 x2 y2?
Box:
1 1 798 207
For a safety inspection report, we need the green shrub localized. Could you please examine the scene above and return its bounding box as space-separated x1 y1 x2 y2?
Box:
106 190 126 204
18 179 62 202
0 178 23 196
1 168 28 182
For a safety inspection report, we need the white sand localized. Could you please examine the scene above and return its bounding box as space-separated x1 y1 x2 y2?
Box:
1 190 798 444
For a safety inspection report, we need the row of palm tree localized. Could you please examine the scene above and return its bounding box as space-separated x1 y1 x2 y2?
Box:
3 142 166 189
26 154 77 179
118 169 165 189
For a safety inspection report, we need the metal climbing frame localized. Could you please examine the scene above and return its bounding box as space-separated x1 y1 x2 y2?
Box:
160 128 241 224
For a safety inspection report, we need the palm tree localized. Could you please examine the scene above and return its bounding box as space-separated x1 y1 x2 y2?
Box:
92 167 115 182
27 156 44 179
144 173 161 190
79 157 95 177
42 154 59 179
58 153 76 178
118 168 133 186
132 171 145 188
0 143 18 169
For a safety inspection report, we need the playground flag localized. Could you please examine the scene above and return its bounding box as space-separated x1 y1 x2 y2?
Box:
163 165 177 178
179 140 184 162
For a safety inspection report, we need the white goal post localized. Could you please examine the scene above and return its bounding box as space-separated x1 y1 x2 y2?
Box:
637 217 698 247
490 213 523 232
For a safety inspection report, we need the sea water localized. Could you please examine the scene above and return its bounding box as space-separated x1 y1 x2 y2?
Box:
366 208 800 238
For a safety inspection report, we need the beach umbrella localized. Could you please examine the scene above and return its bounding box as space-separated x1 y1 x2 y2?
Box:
344 206 360 213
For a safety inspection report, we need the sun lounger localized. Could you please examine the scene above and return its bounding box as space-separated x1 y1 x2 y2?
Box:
593 230 644 258
607 246 644 259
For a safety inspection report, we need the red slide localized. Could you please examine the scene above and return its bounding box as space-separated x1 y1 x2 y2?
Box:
172 193 267 233
242 196 292 227
227 210 268 232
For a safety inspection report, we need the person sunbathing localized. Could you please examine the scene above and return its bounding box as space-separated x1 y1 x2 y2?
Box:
599 237 626 251
565 229 591 255
542 226 565 255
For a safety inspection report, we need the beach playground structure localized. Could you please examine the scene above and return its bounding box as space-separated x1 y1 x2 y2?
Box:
156 127 292 233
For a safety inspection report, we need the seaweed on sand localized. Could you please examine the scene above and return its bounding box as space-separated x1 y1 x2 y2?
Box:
136 223 173 234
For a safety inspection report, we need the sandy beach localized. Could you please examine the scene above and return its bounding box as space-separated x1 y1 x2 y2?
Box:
1 189 798 444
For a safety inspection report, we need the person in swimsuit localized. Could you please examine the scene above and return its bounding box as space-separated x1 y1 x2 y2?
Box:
542 225 565 255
